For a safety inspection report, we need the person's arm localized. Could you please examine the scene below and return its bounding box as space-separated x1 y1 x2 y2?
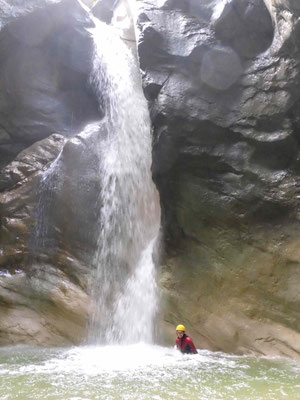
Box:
186 337 198 354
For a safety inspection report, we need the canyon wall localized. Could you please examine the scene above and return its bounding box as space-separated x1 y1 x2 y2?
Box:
0 0 102 345
0 0 300 359
135 0 300 359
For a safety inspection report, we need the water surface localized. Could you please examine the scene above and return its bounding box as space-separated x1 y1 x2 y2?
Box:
1 344 299 400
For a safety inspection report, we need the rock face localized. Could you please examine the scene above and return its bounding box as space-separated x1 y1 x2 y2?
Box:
0 0 104 345
92 0 117 23
136 0 300 359
1 0 300 360
0 0 100 169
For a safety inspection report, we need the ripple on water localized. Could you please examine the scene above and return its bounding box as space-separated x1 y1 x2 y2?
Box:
0 344 300 400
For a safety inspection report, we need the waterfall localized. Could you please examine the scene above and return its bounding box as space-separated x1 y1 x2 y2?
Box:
30 145 65 256
88 18 161 344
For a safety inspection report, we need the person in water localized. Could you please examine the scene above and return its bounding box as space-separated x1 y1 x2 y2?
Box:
175 324 198 354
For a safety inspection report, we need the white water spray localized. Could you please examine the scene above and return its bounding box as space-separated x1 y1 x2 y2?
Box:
88 18 160 344
30 144 65 255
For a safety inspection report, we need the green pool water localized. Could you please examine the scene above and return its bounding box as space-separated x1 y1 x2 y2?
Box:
1 344 299 400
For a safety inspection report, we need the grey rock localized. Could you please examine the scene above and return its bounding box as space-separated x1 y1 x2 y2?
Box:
200 46 243 90
0 134 65 191
92 0 120 23
213 0 274 59
0 0 100 147
0 122 107 345
136 0 300 358
0 0 60 30
0 0 104 346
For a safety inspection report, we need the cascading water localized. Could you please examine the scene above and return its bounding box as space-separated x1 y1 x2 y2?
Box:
30 145 65 256
88 17 161 344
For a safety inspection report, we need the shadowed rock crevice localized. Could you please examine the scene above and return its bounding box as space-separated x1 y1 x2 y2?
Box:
213 0 275 59
0 0 101 172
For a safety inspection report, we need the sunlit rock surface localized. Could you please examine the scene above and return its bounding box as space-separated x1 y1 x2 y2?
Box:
135 0 300 359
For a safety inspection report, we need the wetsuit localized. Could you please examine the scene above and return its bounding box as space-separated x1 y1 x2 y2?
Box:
176 334 198 354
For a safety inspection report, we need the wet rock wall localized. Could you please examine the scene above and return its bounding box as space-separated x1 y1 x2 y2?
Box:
1 0 300 359
135 0 300 358
0 0 102 345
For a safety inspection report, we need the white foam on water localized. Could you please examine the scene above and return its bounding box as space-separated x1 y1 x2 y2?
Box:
1 345 299 400
2 344 238 378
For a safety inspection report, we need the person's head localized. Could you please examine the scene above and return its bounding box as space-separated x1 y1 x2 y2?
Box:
176 324 186 338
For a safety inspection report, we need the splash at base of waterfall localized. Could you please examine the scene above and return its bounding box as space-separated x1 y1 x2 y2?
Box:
1 345 299 400
104 239 159 344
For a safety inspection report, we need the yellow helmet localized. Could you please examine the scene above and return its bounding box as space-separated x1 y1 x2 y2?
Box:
176 324 186 331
